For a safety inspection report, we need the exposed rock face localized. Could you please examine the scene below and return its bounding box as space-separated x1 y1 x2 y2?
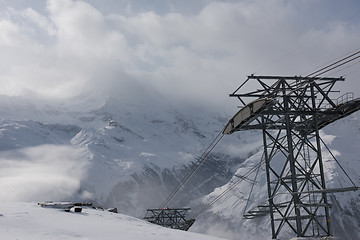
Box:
0 95 359 239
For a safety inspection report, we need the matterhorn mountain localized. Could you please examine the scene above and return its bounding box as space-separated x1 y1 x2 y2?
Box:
0 88 359 240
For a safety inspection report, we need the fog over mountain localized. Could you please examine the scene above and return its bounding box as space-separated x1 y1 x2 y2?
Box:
1 89 360 240
0 1 360 239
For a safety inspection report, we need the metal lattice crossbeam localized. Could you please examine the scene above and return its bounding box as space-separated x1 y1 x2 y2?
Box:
144 208 195 231
225 75 360 239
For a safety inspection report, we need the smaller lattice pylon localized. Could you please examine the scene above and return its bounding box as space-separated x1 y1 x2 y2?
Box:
144 208 195 231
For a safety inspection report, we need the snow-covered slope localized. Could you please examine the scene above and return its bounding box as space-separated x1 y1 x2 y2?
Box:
0 202 228 240
1 93 359 240
191 112 360 240
0 95 259 216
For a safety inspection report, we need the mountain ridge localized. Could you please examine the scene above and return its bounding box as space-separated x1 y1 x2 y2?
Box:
0 94 359 239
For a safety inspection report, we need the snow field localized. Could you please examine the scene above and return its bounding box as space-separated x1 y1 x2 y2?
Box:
0 202 228 240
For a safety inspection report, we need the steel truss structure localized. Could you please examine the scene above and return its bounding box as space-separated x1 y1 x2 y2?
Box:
224 75 360 239
144 208 195 231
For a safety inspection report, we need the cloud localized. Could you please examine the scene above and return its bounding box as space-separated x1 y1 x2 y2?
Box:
0 144 89 201
111 0 360 108
0 0 359 110
20 7 56 36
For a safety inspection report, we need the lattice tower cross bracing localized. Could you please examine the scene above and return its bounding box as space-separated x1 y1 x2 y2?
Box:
223 75 360 239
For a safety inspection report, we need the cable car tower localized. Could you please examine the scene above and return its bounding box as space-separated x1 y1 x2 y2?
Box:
224 75 360 239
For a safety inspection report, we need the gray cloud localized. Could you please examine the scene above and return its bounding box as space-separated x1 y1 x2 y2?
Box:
0 0 359 111
0 144 90 201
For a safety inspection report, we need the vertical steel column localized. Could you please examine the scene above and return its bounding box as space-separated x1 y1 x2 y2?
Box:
282 82 302 237
229 75 352 239
310 83 332 236
262 118 276 239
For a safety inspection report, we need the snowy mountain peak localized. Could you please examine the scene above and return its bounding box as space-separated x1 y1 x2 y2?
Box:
1 93 360 239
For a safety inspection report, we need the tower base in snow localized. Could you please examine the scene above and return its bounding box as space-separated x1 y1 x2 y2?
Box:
144 208 195 231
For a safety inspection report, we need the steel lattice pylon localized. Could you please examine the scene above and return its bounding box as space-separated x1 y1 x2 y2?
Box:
144 208 195 231
224 75 360 239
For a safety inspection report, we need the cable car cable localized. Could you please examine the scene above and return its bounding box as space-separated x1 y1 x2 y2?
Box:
190 51 360 219
191 158 265 219
160 129 225 208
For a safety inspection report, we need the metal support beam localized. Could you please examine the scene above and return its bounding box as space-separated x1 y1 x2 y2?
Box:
144 208 195 231
226 75 360 239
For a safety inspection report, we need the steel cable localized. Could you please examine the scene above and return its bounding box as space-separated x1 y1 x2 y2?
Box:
160 130 225 209
159 50 360 217
190 157 265 219
190 50 360 219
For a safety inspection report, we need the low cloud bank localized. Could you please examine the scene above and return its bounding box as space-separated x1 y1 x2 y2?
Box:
0 144 90 202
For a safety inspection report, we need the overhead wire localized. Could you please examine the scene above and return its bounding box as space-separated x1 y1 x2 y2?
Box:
308 53 360 78
320 137 357 187
300 48 360 76
190 50 360 219
285 50 360 96
329 59 360 77
160 129 225 208
242 153 264 216
191 134 288 219
158 49 360 219
305 50 360 77
190 157 265 219
272 50 360 100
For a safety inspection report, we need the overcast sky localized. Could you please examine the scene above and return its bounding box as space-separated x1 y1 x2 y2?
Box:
0 0 359 111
